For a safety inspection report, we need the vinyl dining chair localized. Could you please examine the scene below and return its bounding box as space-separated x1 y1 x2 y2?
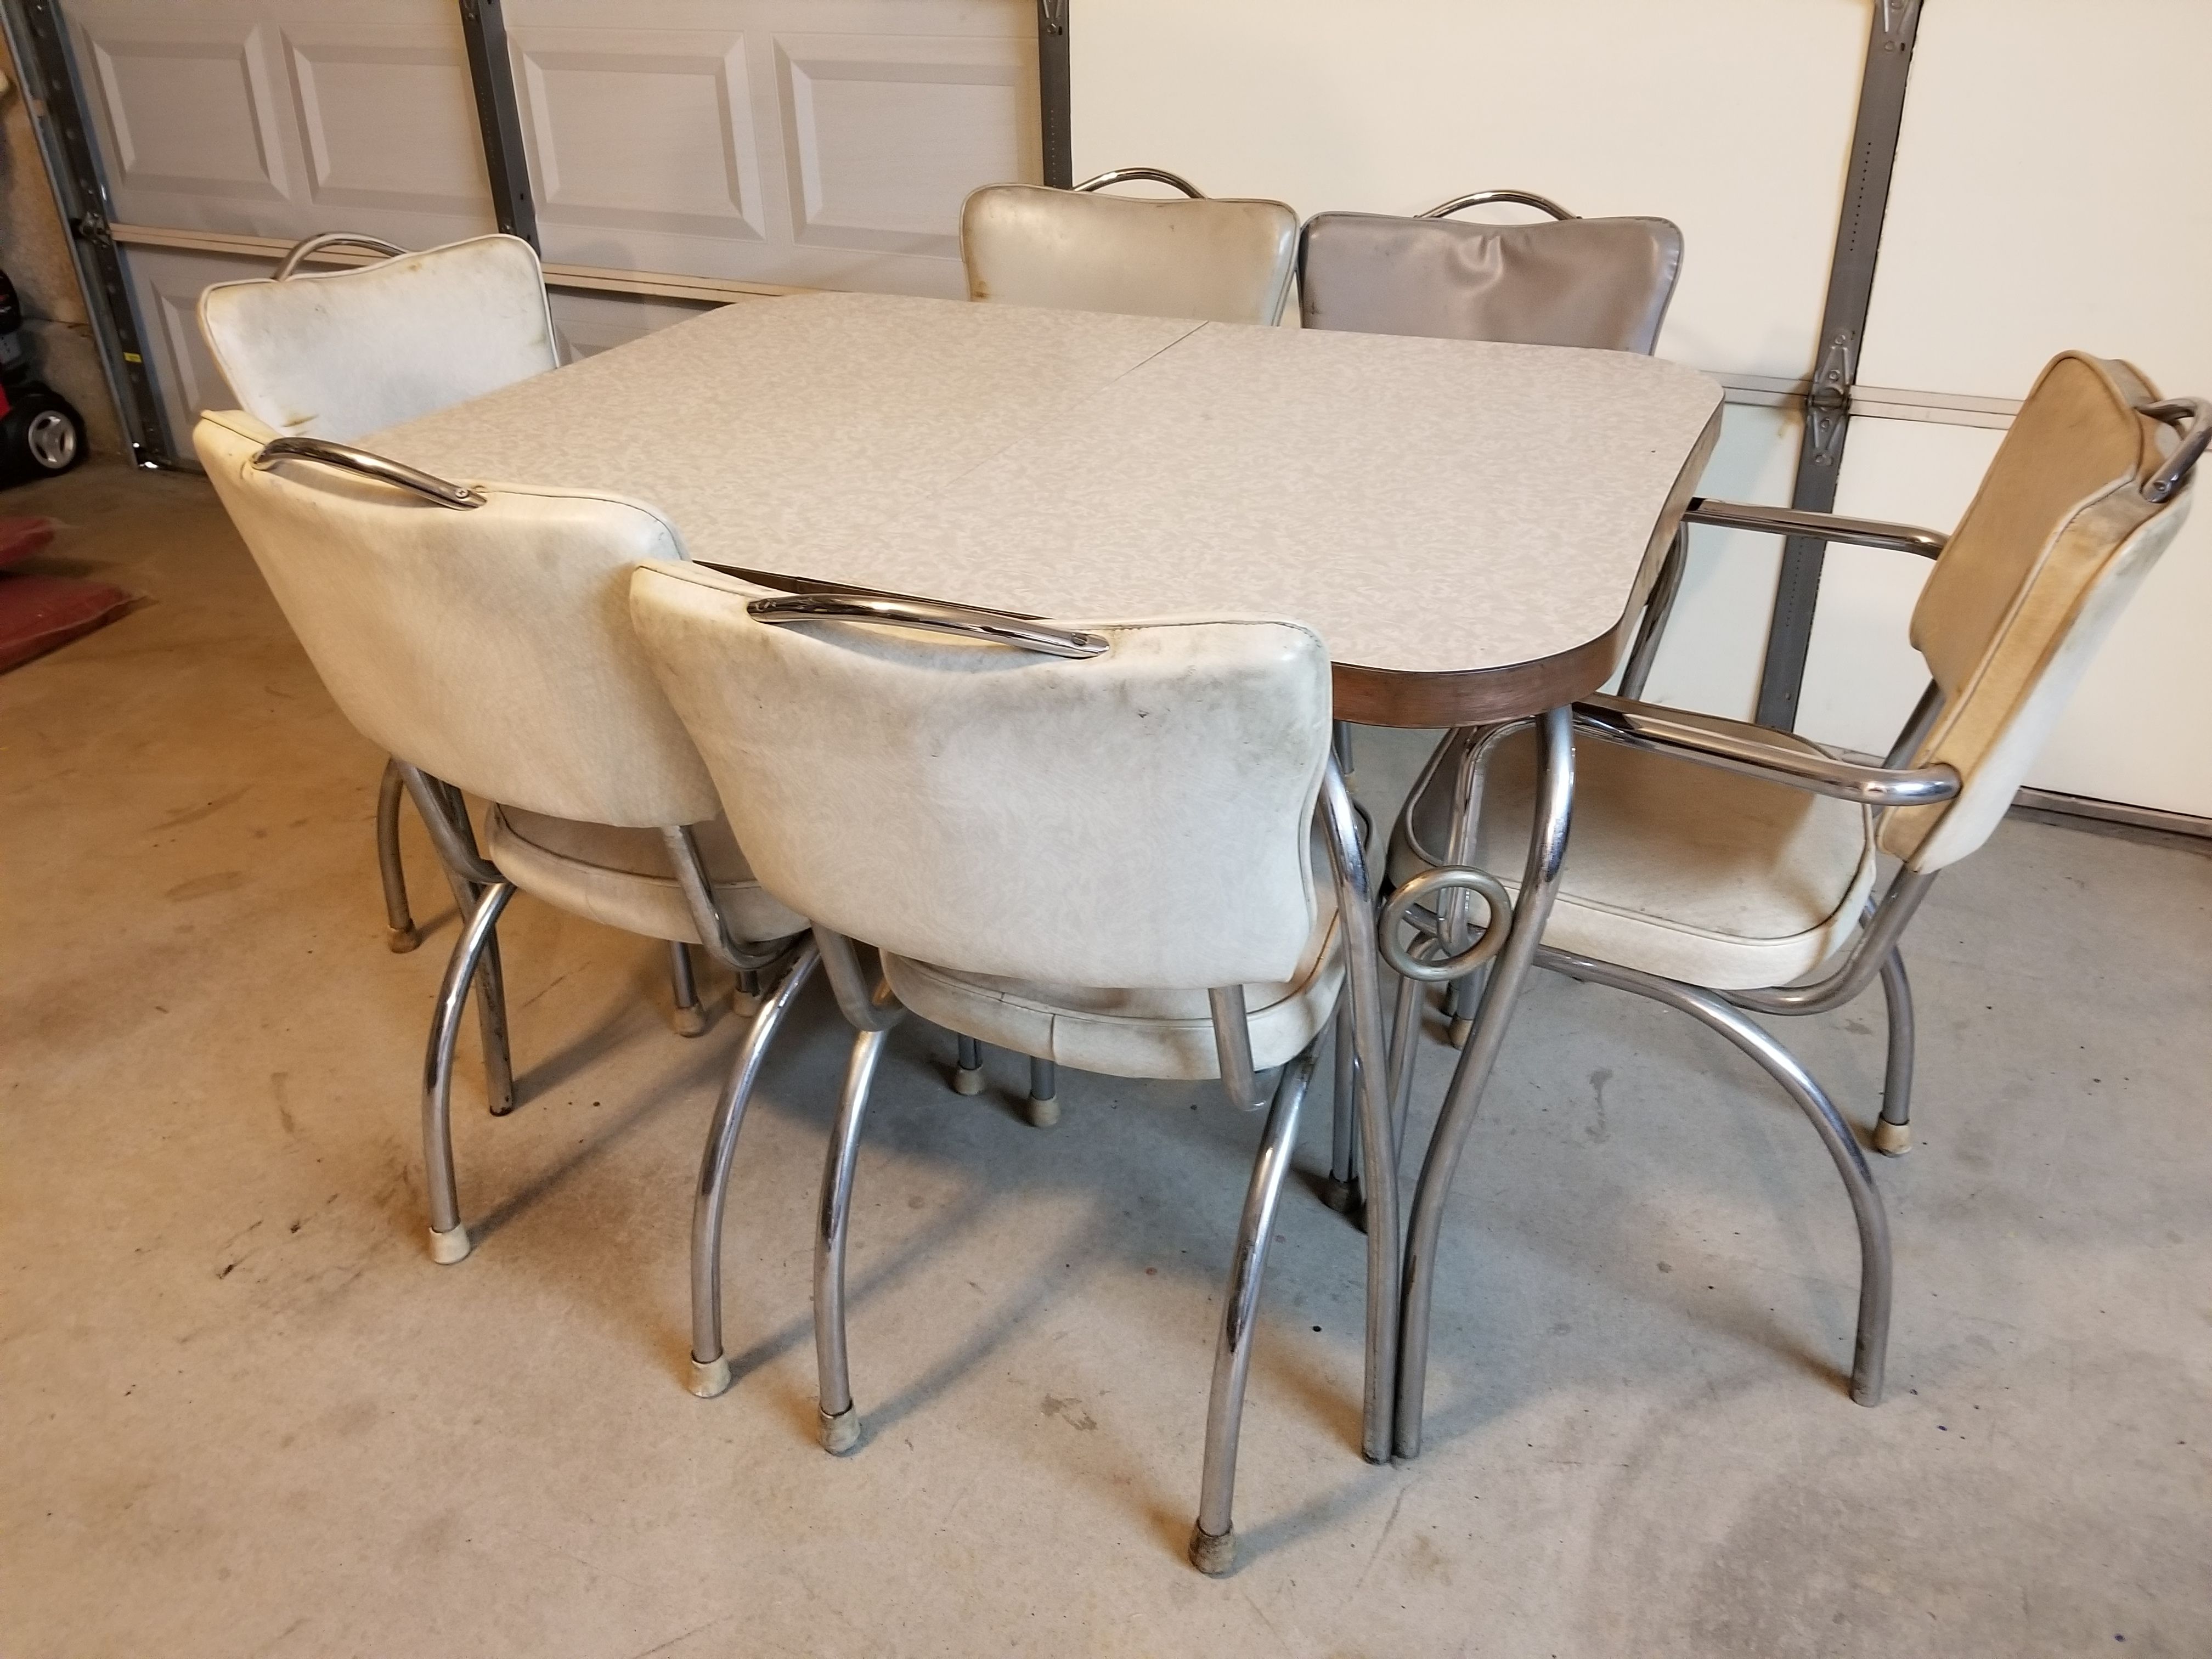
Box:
200 233 562 964
1384 351 2204 1449
194 411 811 1283
631 564 1398 1575
962 168 1300 325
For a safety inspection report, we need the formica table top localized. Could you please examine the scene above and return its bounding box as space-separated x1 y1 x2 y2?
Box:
373 290 1722 725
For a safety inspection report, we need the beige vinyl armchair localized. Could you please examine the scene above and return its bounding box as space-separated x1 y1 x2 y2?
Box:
194 416 810 1327
631 565 1402 1576
1385 351 2204 1452
200 234 564 967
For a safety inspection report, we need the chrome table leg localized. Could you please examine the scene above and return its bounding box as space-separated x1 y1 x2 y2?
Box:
689 941 821 1397
1395 704 1574 1459
420 880 515 1264
1189 1043 1319 1576
1874 949 1915 1156
376 757 417 952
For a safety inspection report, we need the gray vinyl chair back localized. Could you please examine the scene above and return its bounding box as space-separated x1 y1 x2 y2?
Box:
1299 193 1683 352
962 170 1300 326
630 562 1335 990
195 410 718 830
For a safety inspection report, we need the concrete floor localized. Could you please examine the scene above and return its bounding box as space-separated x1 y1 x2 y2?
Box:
4 462 2209 1658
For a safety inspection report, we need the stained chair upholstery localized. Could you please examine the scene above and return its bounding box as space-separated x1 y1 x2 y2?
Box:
1389 349 2201 1421
199 232 563 956
631 563 1354 1574
962 170 1300 325
194 411 807 1278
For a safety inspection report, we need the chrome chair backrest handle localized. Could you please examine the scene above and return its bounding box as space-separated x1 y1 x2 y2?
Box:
274 233 407 280
743 591 1110 659
2138 397 2210 504
1074 167 1206 199
1421 188 1576 222
252 436 484 509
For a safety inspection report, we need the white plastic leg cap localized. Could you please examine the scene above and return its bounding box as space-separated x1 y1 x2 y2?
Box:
819 1403 861 1455
1448 1016 1474 1048
428 1223 472 1265
730 989 764 1019
672 1003 708 1038
1024 1094 1060 1128
688 1354 733 1398
951 1065 985 1097
1188 1523 1236 1576
386 926 419 954
1873 1120 1912 1156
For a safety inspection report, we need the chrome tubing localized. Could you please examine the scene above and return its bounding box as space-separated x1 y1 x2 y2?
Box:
1728 867 1938 1017
1209 985 1262 1111
1422 188 1574 221
745 592 1108 660
1572 696 1960 808
1883 680 1946 769
253 436 483 510
274 231 404 279
1318 758 1401 1463
1874 949 1916 1157
400 768 515 1116
420 879 515 1262
1683 498 1945 558
2138 397 2210 504
1026 1057 1060 1127
1075 166 1205 197
1538 946 1892 1406
814 928 905 1034
1397 704 1574 1459
1189 1041 1319 1576
658 825 793 973
1617 526 1688 701
815 1024 893 1454
668 940 705 1037
375 757 418 952
1323 992 1360 1214
689 941 822 1397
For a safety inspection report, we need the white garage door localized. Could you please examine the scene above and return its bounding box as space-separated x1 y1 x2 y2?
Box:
55 0 1040 445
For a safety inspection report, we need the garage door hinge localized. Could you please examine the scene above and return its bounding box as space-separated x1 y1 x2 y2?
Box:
1806 331 1856 467
1041 1 1066 36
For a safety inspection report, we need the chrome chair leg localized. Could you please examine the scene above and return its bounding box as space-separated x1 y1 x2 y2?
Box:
1398 705 1574 1459
669 940 707 1037
1874 949 1915 1156
732 967 764 1018
421 781 516 1117
1188 1041 1319 1576
1541 946 1892 1407
376 757 418 952
1386 970 1423 1161
1616 524 1688 702
688 941 822 1397
815 1024 893 1454
1026 1056 1060 1127
420 879 515 1265
952 1033 985 1096
1321 994 1359 1215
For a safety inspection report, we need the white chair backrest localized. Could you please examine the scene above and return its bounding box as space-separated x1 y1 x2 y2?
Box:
199 234 558 441
630 563 1334 989
962 182 1300 326
195 411 718 828
1882 351 2196 870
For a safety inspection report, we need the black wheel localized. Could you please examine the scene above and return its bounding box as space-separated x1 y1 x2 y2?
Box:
0 385 86 483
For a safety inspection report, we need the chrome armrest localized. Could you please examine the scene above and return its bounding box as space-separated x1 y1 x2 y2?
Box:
252 437 483 509
744 590 1108 659
1683 497 1946 558
1573 693 1959 807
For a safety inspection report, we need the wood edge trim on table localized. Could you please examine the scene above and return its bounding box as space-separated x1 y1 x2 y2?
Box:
1331 401 1724 729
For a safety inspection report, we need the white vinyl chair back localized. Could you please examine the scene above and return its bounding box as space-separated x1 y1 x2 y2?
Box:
199 234 558 441
1881 351 2197 871
195 410 718 828
630 563 1334 989
1299 191 1683 353
962 172 1300 326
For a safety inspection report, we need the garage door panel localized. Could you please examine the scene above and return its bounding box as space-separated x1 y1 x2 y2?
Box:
778 33 1035 257
73 14 295 211
285 24 490 218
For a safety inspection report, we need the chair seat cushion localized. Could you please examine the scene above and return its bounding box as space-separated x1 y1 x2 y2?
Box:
486 806 807 946
883 896 1343 1082
1394 723 1877 991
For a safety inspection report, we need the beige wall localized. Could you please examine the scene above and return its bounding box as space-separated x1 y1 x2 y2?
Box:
1073 0 2212 815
